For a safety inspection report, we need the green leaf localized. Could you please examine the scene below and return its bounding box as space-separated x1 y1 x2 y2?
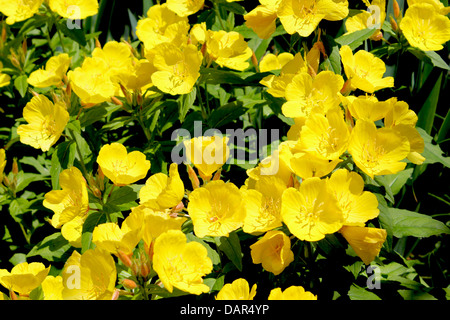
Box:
335 28 378 50
408 48 450 71
388 208 450 238
50 141 76 189
379 168 414 195
178 87 196 124
398 290 438 300
416 127 450 168
81 211 106 253
27 232 73 262
107 186 138 206
207 100 246 128
14 75 28 98
215 231 243 271
199 68 247 85
376 194 394 251
56 19 87 46
348 284 381 300
416 72 442 134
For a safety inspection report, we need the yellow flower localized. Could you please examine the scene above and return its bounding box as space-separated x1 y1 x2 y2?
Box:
91 40 133 80
96 142 151 186
146 42 202 95
139 163 185 210
244 0 281 39
260 52 308 98
384 100 418 128
339 226 387 264
17 94 69 152
118 58 157 92
246 141 294 186
0 62 11 87
206 30 253 71
189 22 207 45
0 149 6 183
340 45 394 93
277 0 349 37
344 95 394 122
61 216 85 248
0 262 50 296
345 0 386 40
62 247 117 300
268 285 317 300
136 4 190 51
259 52 294 72
92 208 144 256
295 108 350 160
153 230 212 295
41 276 64 300
216 278 257 300
68 57 117 105
137 205 187 247
250 230 294 275
281 177 344 241
290 152 342 179
400 3 450 52
187 180 245 238
326 169 379 226
242 176 285 234
348 119 410 178
28 53 71 88
166 0 204 17
282 71 344 119
407 0 450 15
184 136 230 181
43 166 89 228
0 0 43 25
49 0 98 19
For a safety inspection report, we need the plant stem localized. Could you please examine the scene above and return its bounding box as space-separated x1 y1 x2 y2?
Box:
67 128 89 177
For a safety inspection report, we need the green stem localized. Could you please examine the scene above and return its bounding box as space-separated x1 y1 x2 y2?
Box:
67 129 88 178
196 83 208 120
56 23 66 53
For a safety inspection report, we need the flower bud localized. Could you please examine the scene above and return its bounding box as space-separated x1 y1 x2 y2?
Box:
117 250 133 268
393 0 400 19
111 96 123 106
111 289 120 300
186 164 200 189
121 279 138 290
251 51 259 72
12 157 18 175
390 16 398 32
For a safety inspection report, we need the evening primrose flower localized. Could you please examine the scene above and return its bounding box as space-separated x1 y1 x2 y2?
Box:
244 0 280 39
0 149 6 183
146 42 202 95
43 166 89 229
62 247 117 300
277 0 349 37
96 142 151 186
139 163 185 210
184 136 230 181
259 52 294 72
348 119 410 178
187 180 245 238
268 286 317 300
407 0 450 15
400 3 450 52
216 278 257 300
136 3 190 51
340 45 394 93
295 108 350 161
68 57 117 105
166 0 204 17
282 71 344 119
41 276 64 300
344 95 394 122
242 176 286 234
339 226 387 264
326 169 379 226
28 53 71 88
49 0 99 19
91 41 133 81
281 177 344 241
0 262 50 296
92 208 144 256
345 0 386 40
289 152 342 179
153 230 213 295
250 230 294 275
0 0 43 25
206 30 253 71
17 94 69 152
61 216 85 248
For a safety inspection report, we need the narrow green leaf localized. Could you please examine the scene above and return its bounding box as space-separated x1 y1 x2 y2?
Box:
416 72 442 134
56 19 87 46
81 211 106 253
416 127 450 168
335 28 378 50
186 233 221 265
389 208 450 238
215 231 243 271
50 141 76 189
27 232 73 262
107 186 138 206
207 100 246 128
348 284 381 300
178 87 196 124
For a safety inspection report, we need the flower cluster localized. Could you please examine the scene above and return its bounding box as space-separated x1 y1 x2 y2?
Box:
0 0 449 302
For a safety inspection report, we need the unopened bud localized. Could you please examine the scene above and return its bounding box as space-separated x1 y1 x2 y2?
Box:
10 290 18 300
12 158 18 175
10 55 20 69
111 96 123 106
390 17 398 32
111 289 120 300
251 51 259 72
117 250 133 268
186 164 200 189
121 279 138 290
200 42 207 57
22 39 27 57
172 201 184 213
136 93 143 106
140 262 150 279
393 0 400 19
1 24 6 43
340 79 352 95
212 168 221 181
92 186 102 199
95 37 101 49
